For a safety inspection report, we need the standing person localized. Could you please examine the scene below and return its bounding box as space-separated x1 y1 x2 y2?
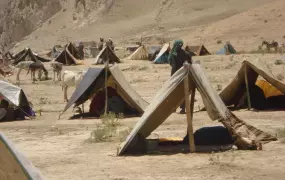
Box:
168 39 193 114
107 38 115 51
98 38 104 51
78 42 85 60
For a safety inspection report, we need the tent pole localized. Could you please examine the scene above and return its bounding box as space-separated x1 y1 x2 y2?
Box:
183 64 195 153
245 65 252 110
104 47 109 116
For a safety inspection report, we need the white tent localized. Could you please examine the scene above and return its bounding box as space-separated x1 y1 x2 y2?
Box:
127 45 149 60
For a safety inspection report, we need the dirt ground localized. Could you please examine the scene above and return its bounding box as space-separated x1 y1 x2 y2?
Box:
1 53 285 180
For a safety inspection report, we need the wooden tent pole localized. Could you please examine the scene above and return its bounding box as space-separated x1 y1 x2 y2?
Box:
104 47 110 116
183 63 196 153
244 65 252 110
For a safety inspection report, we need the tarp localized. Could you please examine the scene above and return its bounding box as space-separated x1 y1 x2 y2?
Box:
187 45 211 56
118 63 276 155
220 60 285 106
13 48 51 65
127 45 149 60
0 80 29 107
62 64 148 115
153 43 170 64
54 48 82 65
256 80 283 98
93 46 121 65
216 43 236 55
0 133 45 180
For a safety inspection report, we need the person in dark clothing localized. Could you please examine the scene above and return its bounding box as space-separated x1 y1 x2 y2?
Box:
98 38 104 51
168 39 193 113
78 42 85 60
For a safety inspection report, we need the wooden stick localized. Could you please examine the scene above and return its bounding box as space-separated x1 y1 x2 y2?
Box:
244 65 252 110
183 69 196 153
104 47 110 116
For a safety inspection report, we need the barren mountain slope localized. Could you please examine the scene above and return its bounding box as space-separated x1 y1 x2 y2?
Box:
0 0 61 51
10 0 276 52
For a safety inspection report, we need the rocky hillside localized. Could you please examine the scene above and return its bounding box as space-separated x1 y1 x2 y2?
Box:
0 0 61 51
1 0 283 52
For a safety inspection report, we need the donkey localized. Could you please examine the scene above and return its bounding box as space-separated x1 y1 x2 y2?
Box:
261 40 279 52
50 62 63 82
27 62 49 83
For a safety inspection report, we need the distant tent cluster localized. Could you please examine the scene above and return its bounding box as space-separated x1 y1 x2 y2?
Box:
216 42 237 55
54 42 84 65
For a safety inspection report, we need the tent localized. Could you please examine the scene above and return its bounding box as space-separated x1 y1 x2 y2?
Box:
93 46 121 65
127 45 149 60
54 48 82 65
117 62 276 155
219 60 285 110
66 42 81 59
12 48 51 65
61 64 149 117
216 42 237 55
0 132 44 180
153 43 170 64
0 80 30 107
187 45 211 56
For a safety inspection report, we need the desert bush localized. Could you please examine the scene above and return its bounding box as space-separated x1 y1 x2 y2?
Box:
216 40 222 44
118 127 132 142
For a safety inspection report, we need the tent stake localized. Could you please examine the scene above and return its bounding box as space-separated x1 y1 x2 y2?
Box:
245 65 252 110
183 68 196 153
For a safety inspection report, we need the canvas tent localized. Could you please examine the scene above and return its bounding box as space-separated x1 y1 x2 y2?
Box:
93 46 121 65
0 132 44 180
219 60 285 110
0 80 30 107
66 42 81 59
117 63 276 155
12 48 51 65
61 64 148 117
127 45 149 60
187 45 211 56
153 43 170 64
54 48 82 65
216 42 237 55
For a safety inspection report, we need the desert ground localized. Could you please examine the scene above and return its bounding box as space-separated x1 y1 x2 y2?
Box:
1 52 285 180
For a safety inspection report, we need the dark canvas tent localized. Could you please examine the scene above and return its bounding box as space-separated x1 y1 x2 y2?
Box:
93 46 121 65
187 45 211 56
117 63 276 155
61 64 148 117
0 132 44 180
66 42 81 59
12 48 51 65
216 43 237 55
219 60 285 110
54 48 82 65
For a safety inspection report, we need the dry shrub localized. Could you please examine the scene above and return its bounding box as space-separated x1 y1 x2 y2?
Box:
216 40 222 44
88 112 122 143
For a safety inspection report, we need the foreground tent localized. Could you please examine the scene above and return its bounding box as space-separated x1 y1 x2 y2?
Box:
54 48 82 65
118 63 276 155
153 43 170 64
187 45 211 56
216 43 237 55
93 46 121 65
0 133 44 179
13 48 51 65
127 45 149 60
219 60 285 110
61 64 148 117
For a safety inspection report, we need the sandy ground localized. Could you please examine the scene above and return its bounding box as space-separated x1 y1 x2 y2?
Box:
1 53 285 180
